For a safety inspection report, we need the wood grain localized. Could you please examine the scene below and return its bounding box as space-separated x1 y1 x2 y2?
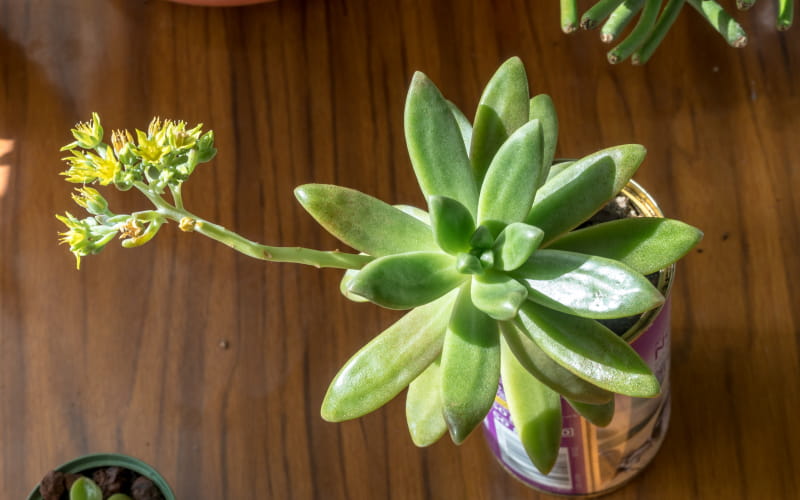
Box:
1 0 798 498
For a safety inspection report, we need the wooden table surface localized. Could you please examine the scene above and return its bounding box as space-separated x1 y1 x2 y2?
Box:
1 0 799 498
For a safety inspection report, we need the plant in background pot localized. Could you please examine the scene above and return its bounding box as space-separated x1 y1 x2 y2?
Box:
29 453 174 500
560 0 793 64
56 57 701 495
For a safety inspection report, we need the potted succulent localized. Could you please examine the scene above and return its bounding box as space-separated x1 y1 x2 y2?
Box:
28 453 174 500
56 57 701 495
560 0 793 64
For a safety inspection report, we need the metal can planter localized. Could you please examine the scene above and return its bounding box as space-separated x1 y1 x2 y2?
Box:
27 453 175 500
483 180 675 497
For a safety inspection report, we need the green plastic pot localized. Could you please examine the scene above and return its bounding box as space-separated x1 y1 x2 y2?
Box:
27 453 174 500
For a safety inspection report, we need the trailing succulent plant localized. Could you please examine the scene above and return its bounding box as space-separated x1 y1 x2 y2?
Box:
69 477 131 500
562 0 793 64
57 57 701 474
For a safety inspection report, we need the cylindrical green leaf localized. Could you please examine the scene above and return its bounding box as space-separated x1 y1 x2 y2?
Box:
499 322 613 404
347 252 466 309
295 184 437 256
406 357 448 447
500 338 563 475
566 397 616 427
547 217 703 275
441 284 501 443
470 272 528 321
492 222 544 271
515 301 660 397
405 72 479 217
513 249 664 319
470 57 530 184
527 145 647 244
477 119 544 225
321 291 457 422
429 195 476 255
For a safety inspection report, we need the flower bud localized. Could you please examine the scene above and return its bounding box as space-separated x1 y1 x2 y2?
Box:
71 187 111 216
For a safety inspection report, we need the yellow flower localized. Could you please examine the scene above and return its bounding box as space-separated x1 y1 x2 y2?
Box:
61 150 121 185
61 112 104 150
71 186 109 215
111 129 134 155
133 129 170 164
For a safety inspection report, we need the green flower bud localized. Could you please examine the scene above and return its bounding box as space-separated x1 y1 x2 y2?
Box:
71 186 111 216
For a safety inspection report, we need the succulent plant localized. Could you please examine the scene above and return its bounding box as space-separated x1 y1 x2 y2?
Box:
57 57 701 474
561 0 793 64
69 477 132 500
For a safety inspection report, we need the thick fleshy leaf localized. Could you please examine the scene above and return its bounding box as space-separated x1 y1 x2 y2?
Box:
500 338 562 475
405 72 479 217
492 222 544 271
70 478 103 500
526 145 647 244
470 272 528 320
429 195 475 255
470 57 530 184
477 119 544 225
447 100 472 153
295 184 436 256
529 94 558 187
406 357 448 447
340 268 369 303
441 284 501 444
547 218 704 275
321 291 457 422
347 252 465 309
394 204 430 224
545 160 573 182
499 322 612 404
513 249 664 319
566 397 615 427
515 301 660 397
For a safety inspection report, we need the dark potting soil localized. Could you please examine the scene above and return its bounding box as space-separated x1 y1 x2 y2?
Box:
39 467 165 500
577 195 661 337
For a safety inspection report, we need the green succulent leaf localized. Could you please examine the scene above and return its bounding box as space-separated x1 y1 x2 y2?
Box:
499 321 613 404
513 249 664 319
447 100 473 153
405 72 479 217
477 119 544 225
107 495 134 500
529 94 559 187
566 397 615 427
470 225 495 249
492 222 544 271
406 356 448 447
321 291 457 422
69 478 103 500
545 159 574 183
347 252 466 309
515 301 660 397
441 284 501 444
456 252 483 275
470 272 528 320
470 57 530 184
500 338 562 475
339 268 370 303
527 145 646 244
394 204 430 224
295 184 436 257
547 218 704 275
429 195 476 255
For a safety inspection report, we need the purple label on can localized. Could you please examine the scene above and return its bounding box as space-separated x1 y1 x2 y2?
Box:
483 299 672 496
